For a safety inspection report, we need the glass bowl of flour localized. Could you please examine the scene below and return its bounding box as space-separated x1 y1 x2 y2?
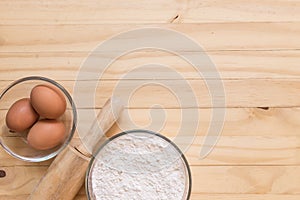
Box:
86 129 192 200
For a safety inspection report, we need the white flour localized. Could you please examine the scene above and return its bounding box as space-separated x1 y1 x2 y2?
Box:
89 133 188 200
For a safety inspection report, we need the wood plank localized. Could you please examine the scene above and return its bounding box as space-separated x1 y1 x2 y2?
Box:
1 50 300 81
1 166 300 195
93 79 300 108
1 194 300 200
94 107 300 137
0 196 87 200
0 146 52 167
2 135 299 167
75 194 300 200
191 166 300 194
0 166 47 196
186 136 300 166
0 0 299 24
2 79 300 108
2 108 300 166
190 194 300 200
3 106 300 139
1 23 300 53
3 135 299 167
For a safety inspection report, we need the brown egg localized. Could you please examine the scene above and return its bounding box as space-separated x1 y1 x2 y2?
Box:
30 84 66 119
6 98 39 132
27 119 66 150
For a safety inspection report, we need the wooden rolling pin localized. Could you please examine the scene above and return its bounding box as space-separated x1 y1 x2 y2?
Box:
29 97 124 200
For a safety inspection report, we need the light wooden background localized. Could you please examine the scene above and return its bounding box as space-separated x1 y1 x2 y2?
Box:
1 0 300 199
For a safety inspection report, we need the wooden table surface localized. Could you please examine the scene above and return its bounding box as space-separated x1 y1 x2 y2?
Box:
1 1 300 199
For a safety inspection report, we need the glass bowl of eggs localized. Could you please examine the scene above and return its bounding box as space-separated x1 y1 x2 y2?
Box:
0 76 77 162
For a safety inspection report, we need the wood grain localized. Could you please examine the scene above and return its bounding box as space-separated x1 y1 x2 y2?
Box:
89 107 300 137
2 79 300 108
192 166 300 194
1 50 300 81
0 166 46 196
1 166 300 196
2 107 300 167
190 194 300 200
1 194 300 200
0 23 300 53
2 135 299 167
186 136 300 166
0 146 52 166
0 0 299 24
0 0 299 199
3 107 300 138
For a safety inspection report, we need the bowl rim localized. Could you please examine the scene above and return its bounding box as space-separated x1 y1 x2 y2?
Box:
85 129 192 200
0 76 77 162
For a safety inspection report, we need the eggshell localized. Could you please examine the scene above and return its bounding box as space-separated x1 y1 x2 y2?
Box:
6 98 39 132
30 84 66 119
27 119 66 150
